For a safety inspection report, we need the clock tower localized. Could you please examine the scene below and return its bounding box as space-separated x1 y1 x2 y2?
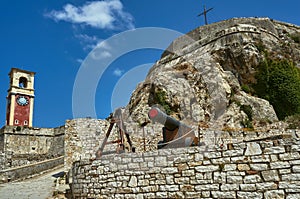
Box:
6 68 35 127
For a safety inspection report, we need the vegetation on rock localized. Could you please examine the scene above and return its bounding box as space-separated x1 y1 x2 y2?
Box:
153 89 173 115
253 57 300 120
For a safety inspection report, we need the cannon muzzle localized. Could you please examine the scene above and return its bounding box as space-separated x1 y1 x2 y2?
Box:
148 107 180 131
148 107 198 149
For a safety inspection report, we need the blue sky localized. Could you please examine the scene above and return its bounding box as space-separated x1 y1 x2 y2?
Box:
0 0 299 127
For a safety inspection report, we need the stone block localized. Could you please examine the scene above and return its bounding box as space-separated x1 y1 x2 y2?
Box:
231 156 249 162
211 191 236 198
140 185 158 193
195 184 219 191
279 152 300 161
224 164 237 171
174 177 190 184
270 154 278 161
155 192 168 199
256 182 277 191
293 165 300 172
237 191 263 199
195 165 219 172
279 181 300 189
264 146 285 154
287 194 300 199
249 163 268 171
161 167 178 174
194 153 204 161
270 161 290 169
168 191 184 198
201 191 211 198
291 145 300 152
279 168 291 174
251 154 270 162
159 185 179 192
213 171 226 184
245 142 262 156
227 175 243 184
223 149 244 157
221 184 239 191
166 175 174 184
180 184 194 192
286 189 300 193
261 170 279 181
290 160 300 165
282 174 300 181
128 163 139 169
138 179 149 186
264 190 285 199
211 157 231 164
128 176 137 187
154 156 167 167
240 184 256 191
182 169 195 177
227 171 246 176
237 164 250 171
204 151 222 159
185 191 201 198
243 174 262 183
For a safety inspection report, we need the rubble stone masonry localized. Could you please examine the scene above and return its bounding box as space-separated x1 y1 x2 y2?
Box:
71 129 300 198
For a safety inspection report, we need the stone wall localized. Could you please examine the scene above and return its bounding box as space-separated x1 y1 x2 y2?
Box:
0 130 4 152
0 156 64 183
0 125 64 169
0 152 5 170
71 129 300 198
163 17 279 58
65 118 120 171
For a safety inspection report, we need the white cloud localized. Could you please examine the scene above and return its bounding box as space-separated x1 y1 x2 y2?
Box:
91 50 112 60
113 68 124 77
75 34 102 50
46 0 134 30
76 58 83 63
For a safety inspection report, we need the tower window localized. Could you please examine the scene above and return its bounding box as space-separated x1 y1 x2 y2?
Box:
15 119 19 125
19 77 28 88
24 120 28 125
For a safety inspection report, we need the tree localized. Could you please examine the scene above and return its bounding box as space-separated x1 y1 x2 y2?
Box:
254 58 300 120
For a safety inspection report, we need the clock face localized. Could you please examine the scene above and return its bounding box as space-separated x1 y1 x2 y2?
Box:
16 96 29 106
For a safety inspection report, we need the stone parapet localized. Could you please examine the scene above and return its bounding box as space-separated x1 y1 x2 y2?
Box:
0 156 64 183
71 129 300 198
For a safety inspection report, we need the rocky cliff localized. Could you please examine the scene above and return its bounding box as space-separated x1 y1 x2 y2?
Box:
126 17 300 130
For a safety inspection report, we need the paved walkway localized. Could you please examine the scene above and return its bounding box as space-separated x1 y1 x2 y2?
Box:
0 167 64 199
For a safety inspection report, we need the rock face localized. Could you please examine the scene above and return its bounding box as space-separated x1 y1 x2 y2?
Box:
126 18 300 129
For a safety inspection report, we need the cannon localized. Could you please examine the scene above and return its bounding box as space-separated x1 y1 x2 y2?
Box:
148 107 199 149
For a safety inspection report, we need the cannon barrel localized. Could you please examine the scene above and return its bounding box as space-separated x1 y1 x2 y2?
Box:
148 107 199 149
148 107 180 131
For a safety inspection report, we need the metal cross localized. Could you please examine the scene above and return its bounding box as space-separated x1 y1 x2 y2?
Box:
197 5 213 25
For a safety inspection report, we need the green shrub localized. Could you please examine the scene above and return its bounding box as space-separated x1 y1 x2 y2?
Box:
253 57 300 120
255 42 266 53
240 105 253 121
240 119 254 129
285 114 300 129
154 90 172 115
241 84 252 94
290 33 300 44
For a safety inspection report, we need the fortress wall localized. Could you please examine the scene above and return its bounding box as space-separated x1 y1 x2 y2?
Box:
0 156 64 183
0 125 64 169
0 152 5 170
64 118 120 172
70 129 300 198
163 17 278 58
0 129 4 152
